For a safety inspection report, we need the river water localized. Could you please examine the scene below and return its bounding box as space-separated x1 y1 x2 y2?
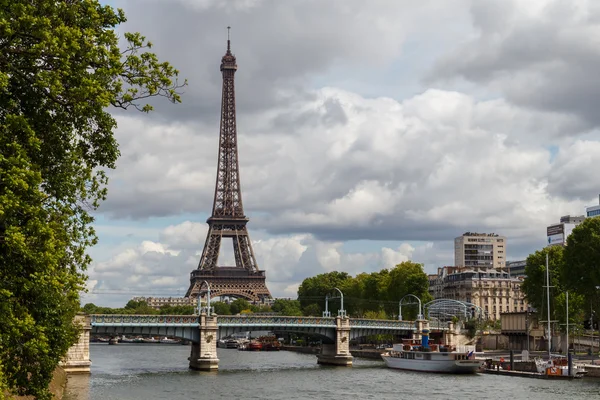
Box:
64 344 600 400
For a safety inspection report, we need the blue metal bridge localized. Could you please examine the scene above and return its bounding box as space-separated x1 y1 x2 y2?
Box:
90 314 447 343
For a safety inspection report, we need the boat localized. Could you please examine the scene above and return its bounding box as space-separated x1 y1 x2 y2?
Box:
245 340 263 351
120 335 136 343
534 357 586 378
142 337 159 343
382 329 483 374
258 336 281 351
217 338 240 349
159 337 181 344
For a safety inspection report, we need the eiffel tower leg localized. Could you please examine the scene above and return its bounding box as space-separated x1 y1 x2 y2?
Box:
198 224 222 271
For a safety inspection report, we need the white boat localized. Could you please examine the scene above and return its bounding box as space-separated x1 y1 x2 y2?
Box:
382 330 483 374
534 357 586 378
159 337 181 344
217 338 239 349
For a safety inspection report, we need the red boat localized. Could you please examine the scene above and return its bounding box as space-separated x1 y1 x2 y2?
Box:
246 340 263 351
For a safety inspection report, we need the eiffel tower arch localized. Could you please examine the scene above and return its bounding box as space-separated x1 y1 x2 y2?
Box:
186 31 271 303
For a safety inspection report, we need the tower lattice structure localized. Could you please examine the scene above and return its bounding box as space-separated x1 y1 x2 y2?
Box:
186 34 271 302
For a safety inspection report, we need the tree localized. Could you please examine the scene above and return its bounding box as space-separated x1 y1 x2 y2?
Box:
302 303 321 316
563 218 600 300
383 261 432 319
230 299 251 315
521 246 564 319
297 271 352 312
0 2 184 398
212 301 232 315
271 299 302 316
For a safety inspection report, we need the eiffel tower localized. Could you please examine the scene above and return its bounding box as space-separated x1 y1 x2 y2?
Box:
186 30 271 302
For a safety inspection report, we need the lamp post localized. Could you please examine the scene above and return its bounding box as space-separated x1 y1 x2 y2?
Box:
323 294 331 317
398 294 423 321
199 280 212 317
333 287 346 318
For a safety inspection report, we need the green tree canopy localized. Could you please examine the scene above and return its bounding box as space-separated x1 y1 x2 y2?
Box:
271 299 302 316
383 261 432 319
0 1 184 397
297 271 352 311
521 246 564 316
230 298 251 315
563 217 600 299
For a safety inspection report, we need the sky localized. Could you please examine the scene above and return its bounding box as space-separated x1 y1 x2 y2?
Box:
84 0 600 307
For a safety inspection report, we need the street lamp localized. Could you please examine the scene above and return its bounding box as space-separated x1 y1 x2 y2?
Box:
198 280 212 317
323 294 331 317
398 294 423 321
334 287 346 318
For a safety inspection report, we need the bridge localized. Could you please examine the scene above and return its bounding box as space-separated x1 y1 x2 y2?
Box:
83 313 454 370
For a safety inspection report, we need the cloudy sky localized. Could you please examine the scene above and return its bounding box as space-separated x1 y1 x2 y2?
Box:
85 0 600 307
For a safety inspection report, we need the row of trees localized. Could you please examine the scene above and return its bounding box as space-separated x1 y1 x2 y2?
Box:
81 298 304 317
520 218 600 332
297 261 432 320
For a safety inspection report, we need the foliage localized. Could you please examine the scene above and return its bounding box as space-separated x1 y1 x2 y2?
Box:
158 305 196 315
229 299 251 315
302 303 321 316
212 301 232 315
521 246 565 320
0 1 184 396
563 218 600 301
296 261 432 319
383 261 433 319
521 245 586 330
271 299 302 316
297 271 352 310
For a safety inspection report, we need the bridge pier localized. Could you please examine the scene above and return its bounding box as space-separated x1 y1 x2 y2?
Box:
442 321 456 347
60 314 92 374
317 316 353 366
189 313 219 371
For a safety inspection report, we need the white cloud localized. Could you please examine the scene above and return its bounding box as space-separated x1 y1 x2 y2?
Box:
84 0 600 306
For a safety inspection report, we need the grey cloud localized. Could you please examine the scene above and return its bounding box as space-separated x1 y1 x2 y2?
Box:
428 0 600 129
112 0 462 123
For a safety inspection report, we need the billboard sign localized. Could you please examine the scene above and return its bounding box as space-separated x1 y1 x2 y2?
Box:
547 224 564 236
547 233 564 245
547 224 565 246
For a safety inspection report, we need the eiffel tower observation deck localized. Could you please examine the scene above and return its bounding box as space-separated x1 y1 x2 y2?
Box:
186 29 271 303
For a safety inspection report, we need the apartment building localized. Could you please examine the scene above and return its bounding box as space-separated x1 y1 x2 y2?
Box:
428 266 527 320
454 232 506 270
131 296 195 310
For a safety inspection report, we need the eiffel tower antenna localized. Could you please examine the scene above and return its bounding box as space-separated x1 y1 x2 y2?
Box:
186 34 271 302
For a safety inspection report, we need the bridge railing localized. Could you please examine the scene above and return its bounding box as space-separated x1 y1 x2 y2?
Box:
218 315 337 327
89 314 445 331
350 319 416 330
90 314 199 325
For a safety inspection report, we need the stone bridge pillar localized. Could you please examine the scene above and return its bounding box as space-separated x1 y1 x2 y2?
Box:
60 314 92 374
413 319 429 342
443 321 456 347
189 313 219 371
317 316 353 366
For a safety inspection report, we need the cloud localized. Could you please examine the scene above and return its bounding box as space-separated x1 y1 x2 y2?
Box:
84 221 438 306
428 0 600 129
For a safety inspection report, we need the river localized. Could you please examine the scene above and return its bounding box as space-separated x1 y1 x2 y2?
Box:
63 344 600 400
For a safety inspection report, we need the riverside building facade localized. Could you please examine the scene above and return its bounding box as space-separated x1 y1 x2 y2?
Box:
429 232 528 320
131 296 195 310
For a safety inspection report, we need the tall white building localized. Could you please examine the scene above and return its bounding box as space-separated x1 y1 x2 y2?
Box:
454 232 507 270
